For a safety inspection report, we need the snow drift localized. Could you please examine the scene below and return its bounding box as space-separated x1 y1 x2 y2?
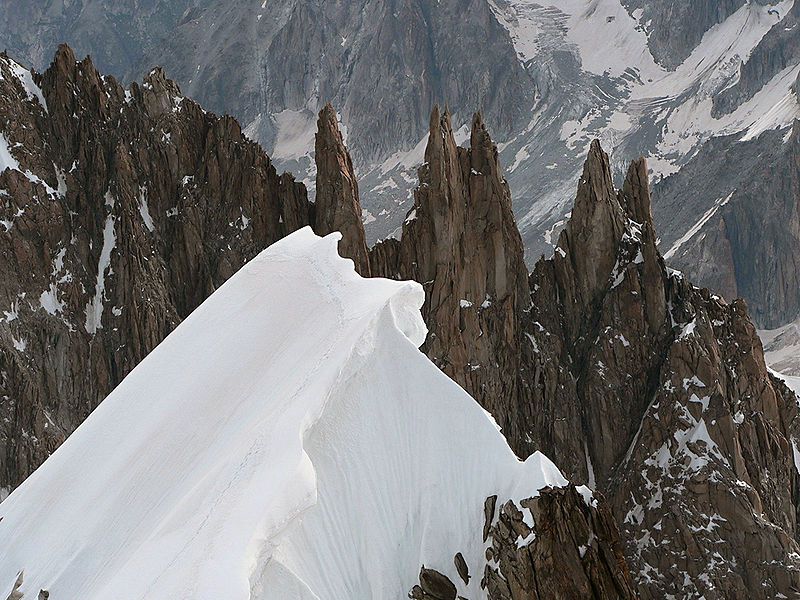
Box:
0 227 569 600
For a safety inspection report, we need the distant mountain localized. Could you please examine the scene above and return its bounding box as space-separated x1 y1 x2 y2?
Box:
3 0 800 329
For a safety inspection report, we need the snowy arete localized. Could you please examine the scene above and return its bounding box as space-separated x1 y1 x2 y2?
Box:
0 228 569 600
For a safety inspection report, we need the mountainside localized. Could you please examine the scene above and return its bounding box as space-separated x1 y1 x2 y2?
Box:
361 108 800 598
652 121 800 329
3 1 800 330
2 44 800 599
0 45 312 496
0 228 634 600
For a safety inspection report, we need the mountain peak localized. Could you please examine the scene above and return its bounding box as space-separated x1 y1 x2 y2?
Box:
555 140 626 321
314 102 371 276
619 157 652 226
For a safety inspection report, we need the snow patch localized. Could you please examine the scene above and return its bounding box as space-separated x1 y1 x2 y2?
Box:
84 197 117 334
138 187 155 232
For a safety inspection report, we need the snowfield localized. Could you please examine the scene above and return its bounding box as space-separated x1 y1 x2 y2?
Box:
0 228 569 600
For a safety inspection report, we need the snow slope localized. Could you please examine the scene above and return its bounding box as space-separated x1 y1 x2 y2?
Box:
0 227 569 600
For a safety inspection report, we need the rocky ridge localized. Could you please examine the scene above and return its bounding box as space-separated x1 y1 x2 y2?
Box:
0 48 636 599
5 1 800 337
370 106 530 428
0 45 313 493
359 110 800 598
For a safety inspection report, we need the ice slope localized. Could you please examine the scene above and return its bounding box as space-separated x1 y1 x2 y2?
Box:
0 227 569 600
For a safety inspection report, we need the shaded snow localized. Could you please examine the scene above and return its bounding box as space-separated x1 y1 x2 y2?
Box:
84 196 117 334
8 58 48 112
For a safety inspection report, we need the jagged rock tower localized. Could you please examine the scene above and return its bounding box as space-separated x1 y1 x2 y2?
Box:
313 102 371 276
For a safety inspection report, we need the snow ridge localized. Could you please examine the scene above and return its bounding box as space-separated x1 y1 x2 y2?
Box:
0 228 567 600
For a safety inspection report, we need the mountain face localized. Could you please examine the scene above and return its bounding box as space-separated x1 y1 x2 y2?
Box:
361 110 800 597
714 0 800 116
620 0 763 69
652 121 800 330
2 45 800 599
0 228 635 600
0 46 312 495
4 2 800 336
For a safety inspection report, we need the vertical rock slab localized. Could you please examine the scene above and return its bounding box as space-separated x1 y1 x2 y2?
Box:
313 102 371 275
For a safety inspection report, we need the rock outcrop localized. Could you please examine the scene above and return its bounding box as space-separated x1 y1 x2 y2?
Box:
313 102 370 275
371 107 531 436
408 487 637 600
371 110 800 598
410 487 637 600
0 45 313 492
521 142 800 598
482 488 636 600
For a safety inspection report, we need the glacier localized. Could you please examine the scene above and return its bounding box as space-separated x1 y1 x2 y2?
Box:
0 227 569 600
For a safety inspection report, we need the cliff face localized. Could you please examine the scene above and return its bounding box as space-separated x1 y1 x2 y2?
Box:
653 122 800 329
0 45 312 493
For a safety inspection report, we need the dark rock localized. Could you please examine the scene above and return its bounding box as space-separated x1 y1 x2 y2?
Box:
313 102 370 275
523 141 800 597
370 107 531 450
484 495 498 543
454 552 469 585
480 488 637 600
419 567 458 600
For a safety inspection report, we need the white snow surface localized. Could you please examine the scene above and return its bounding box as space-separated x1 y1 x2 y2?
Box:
7 57 48 112
0 228 568 600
